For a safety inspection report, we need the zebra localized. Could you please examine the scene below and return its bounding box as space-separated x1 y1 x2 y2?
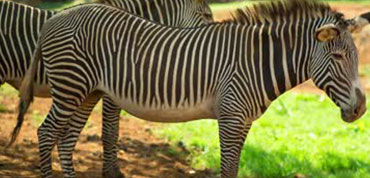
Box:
16 0 369 177
100 0 213 26
1 0 213 177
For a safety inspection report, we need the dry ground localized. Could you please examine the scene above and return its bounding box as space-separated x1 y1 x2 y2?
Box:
0 3 369 178
0 96 216 178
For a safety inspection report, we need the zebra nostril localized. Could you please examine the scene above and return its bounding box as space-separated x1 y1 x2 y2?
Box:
355 88 365 103
354 88 366 115
354 107 360 115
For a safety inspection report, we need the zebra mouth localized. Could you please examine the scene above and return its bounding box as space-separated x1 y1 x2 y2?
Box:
339 88 367 123
341 105 366 123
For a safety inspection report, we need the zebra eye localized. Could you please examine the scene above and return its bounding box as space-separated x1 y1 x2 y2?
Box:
203 13 212 18
332 53 344 60
201 13 213 22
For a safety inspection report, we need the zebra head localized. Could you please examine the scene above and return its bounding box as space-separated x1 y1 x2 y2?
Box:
188 0 213 25
311 12 370 123
196 0 213 23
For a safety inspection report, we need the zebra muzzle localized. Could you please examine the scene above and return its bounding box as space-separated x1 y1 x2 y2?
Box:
341 89 366 123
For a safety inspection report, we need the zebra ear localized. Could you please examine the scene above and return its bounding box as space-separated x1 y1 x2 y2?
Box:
347 12 370 33
315 24 340 42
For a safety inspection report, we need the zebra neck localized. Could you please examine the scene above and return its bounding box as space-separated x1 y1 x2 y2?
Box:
237 18 325 108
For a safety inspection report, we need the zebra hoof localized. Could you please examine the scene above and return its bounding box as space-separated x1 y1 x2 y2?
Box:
103 166 124 178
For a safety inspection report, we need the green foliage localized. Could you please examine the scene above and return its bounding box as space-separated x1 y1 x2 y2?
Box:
210 1 252 12
36 0 92 10
360 65 370 77
0 104 7 113
0 84 18 98
0 84 17 113
156 92 370 178
31 110 45 127
36 0 75 10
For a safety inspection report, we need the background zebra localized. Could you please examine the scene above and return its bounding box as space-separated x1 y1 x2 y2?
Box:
100 0 213 26
17 0 370 177
1 0 212 177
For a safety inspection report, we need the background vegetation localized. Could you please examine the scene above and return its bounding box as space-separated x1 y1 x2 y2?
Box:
155 92 370 178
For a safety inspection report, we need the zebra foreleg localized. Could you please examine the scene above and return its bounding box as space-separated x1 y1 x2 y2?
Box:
218 118 252 178
101 96 123 178
57 93 101 178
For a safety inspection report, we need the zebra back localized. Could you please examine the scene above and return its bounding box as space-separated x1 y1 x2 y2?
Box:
99 0 213 27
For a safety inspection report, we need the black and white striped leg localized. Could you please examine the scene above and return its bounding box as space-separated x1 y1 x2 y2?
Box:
218 118 252 178
57 94 101 178
38 101 77 178
102 96 123 178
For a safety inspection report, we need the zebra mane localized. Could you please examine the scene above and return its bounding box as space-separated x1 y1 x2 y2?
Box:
228 0 343 24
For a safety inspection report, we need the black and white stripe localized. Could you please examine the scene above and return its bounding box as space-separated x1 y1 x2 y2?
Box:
17 0 368 178
101 0 213 27
0 0 54 88
2 0 213 177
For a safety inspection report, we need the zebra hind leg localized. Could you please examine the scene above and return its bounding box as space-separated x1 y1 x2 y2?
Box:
57 92 102 178
101 96 124 178
218 118 252 178
38 101 77 178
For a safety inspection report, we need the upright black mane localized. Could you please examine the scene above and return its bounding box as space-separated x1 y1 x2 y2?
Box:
227 0 343 25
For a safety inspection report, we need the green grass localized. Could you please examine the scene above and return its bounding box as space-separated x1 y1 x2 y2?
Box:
155 92 370 178
0 104 7 113
360 65 370 77
0 84 17 113
36 0 93 10
0 83 18 98
210 1 252 12
30 110 46 127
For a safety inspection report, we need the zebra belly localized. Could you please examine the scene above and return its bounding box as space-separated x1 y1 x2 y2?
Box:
113 97 216 122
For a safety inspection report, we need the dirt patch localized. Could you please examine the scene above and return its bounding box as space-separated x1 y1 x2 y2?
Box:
0 96 216 178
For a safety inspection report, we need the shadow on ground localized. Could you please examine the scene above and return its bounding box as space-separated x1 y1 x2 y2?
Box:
0 134 216 178
0 97 216 178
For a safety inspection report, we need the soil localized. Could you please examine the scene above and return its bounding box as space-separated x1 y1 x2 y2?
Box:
0 96 216 178
0 3 370 178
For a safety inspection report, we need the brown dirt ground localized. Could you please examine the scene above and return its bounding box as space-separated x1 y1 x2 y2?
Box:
0 96 216 178
0 3 370 178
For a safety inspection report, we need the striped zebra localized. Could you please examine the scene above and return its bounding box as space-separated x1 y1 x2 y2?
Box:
17 0 369 177
100 0 213 26
1 0 212 177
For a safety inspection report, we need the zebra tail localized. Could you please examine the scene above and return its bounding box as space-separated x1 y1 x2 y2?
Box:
7 43 42 148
